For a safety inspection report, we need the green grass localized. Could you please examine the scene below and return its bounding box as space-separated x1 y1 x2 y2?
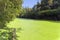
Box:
7 18 60 40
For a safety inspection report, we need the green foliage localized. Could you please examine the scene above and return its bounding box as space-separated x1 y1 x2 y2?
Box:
0 0 22 28
0 29 13 40
33 0 60 11
20 7 60 20
19 0 60 20
19 8 32 18
33 8 60 20
38 8 60 14
0 28 19 40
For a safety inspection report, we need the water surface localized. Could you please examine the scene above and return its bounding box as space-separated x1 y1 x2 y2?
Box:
7 18 60 40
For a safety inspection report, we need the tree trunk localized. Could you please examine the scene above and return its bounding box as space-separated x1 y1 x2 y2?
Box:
12 28 16 40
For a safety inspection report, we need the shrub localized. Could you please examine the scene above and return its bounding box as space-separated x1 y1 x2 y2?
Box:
0 0 22 28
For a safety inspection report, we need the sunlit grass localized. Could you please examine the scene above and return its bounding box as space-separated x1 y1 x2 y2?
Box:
7 18 60 40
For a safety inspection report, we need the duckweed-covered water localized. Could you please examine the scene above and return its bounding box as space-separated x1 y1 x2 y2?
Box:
7 18 60 40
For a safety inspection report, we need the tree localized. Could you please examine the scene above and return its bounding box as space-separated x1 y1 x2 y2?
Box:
19 7 33 18
0 0 22 28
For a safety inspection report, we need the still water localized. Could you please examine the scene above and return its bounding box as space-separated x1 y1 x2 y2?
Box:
7 18 60 40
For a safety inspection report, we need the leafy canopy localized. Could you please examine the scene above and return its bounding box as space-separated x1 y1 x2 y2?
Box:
0 0 22 28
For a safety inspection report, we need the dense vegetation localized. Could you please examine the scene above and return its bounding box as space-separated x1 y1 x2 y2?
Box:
19 0 60 21
0 0 22 28
0 0 22 40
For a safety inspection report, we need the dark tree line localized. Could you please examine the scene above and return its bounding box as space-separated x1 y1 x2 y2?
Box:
19 0 60 21
33 0 60 11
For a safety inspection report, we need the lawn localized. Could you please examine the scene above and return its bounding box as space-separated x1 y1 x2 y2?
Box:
7 18 60 40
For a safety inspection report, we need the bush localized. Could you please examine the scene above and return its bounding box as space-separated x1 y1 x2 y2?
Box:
0 0 22 28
